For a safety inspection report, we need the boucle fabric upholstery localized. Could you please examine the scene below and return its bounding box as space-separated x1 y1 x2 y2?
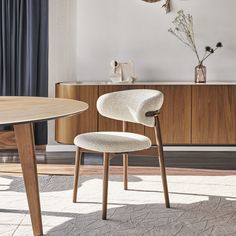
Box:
97 89 164 127
74 132 152 153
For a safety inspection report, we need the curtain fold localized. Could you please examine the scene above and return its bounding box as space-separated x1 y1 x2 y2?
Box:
0 0 48 144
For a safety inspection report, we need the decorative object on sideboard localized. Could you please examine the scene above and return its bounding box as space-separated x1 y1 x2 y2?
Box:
168 10 223 83
195 64 206 84
142 0 171 13
162 0 171 13
110 60 137 83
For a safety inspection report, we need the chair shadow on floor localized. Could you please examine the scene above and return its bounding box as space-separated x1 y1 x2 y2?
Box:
0 175 142 193
1 195 236 235
47 196 236 236
1 176 236 235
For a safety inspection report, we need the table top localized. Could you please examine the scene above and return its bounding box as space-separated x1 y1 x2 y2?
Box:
0 96 88 125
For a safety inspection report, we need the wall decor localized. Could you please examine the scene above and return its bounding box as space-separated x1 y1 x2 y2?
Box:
168 10 223 83
110 60 136 83
142 0 171 13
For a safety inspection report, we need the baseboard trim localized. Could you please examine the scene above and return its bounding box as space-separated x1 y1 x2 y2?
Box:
46 145 236 152
46 145 76 152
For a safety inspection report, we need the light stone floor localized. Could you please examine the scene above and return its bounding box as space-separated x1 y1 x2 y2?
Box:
0 175 236 235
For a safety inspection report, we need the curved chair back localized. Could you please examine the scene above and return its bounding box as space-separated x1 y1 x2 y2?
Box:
96 89 164 127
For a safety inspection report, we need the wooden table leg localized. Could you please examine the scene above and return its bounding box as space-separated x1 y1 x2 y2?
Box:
14 123 43 236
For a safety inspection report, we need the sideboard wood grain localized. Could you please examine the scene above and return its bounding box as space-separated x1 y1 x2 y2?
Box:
55 84 98 144
192 85 236 144
145 85 191 144
0 131 17 149
55 83 192 145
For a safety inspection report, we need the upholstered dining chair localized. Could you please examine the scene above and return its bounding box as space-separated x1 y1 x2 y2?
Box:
73 89 170 220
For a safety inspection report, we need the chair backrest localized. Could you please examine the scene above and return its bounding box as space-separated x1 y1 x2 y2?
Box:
96 89 164 127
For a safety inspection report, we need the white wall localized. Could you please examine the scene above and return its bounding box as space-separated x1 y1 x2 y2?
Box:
48 0 236 145
49 0 77 97
48 0 78 145
76 0 236 82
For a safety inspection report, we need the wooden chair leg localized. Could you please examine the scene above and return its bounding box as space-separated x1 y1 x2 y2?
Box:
122 121 128 190
154 116 170 208
123 154 128 190
102 153 110 220
73 147 82 203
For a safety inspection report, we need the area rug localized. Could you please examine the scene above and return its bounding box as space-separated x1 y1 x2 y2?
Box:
0 175 236 235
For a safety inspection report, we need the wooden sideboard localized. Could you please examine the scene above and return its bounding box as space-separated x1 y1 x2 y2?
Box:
55 82 236 145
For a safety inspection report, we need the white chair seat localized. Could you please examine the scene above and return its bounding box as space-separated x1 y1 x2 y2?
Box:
74 132 152 153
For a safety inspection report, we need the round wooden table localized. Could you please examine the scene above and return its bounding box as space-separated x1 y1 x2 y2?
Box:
0 96 88 236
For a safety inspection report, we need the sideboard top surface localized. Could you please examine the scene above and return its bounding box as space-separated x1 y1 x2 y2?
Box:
57 81 236 86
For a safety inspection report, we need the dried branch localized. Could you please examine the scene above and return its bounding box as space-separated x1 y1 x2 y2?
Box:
169 10 223 65
168 10 201 64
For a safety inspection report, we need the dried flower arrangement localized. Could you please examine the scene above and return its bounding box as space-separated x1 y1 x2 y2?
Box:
142 0 171 13
168 10 223 66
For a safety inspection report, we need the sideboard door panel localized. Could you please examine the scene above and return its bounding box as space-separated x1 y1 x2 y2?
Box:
192 85 236 144
98 85 145 135
0 131 17 149
55 85 98 144
145 85 192 145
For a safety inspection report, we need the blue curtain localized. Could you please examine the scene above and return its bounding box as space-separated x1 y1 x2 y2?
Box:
0 0 48 144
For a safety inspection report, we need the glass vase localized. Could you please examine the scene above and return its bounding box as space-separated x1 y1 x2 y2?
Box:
195 64 206 83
